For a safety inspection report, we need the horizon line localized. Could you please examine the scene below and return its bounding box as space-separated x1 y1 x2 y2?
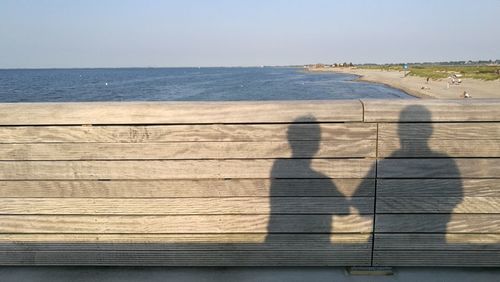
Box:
1 59 499 70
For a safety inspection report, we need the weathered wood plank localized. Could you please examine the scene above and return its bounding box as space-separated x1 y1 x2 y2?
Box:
0 215 373 233
376 214 500 233
377 197 500 213
0 140 376 160
0 234 371 252
0 197 374 214
0 159 375 180
374 234 500 250
0 123 376 143
0 234 372 250
373 251 500 266
378 139 500 157
0 179 375 198
0 250 371 266
0 101 363 125
378 158 500 178
0 242 371 252
377 179 500 197
379 123 500 140
362 99 500 122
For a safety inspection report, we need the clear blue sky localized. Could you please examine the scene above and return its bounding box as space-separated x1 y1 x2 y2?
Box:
1 0 499 68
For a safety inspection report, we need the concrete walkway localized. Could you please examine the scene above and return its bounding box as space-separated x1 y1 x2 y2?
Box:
1 267 499 282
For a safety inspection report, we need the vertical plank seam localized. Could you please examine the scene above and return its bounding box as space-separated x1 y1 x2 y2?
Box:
360 99 379 266
370 122 379 266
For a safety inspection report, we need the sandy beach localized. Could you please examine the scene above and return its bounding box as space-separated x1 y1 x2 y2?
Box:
309 67 500 99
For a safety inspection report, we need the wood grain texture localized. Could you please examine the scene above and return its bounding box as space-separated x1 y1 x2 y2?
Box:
0 197 374 214
0 234 372 250
0 245 371 255
0 159 376 180
377 179 500 197
379 123 500 140
378 139 500 157
0 123 376 143
0 214 374 233
378 158 500 178
0 179 375 198
374 234 500 250
362 99 500 122
377 197 500 213
0 250 371 266
0 101 363 125
375 214 500 233
373 251 500 266
0 140 376 160
1 99 499 267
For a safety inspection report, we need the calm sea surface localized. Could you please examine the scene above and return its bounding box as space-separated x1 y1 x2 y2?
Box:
0 67 412 102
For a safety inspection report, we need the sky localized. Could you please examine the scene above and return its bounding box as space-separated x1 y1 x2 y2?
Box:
1 0 499 68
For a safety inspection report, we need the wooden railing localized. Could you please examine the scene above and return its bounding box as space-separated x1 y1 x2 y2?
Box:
0 99 499 266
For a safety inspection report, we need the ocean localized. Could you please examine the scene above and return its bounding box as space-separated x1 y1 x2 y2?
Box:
0 67 413 102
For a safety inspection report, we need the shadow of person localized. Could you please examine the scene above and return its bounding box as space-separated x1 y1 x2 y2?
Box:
352 105 463 245
265 115 349 244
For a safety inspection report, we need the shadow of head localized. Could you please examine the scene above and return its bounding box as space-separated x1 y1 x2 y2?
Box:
399 105 433 152
287 115 320 158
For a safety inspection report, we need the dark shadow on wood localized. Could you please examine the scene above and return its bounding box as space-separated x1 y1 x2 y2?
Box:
266 116 349 244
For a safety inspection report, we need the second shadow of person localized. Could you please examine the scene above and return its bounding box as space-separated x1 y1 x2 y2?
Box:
265 115 349 244
352 105 463 244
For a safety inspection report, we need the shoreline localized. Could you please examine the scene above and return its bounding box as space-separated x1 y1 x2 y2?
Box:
349 73 429 99
308 67 500 99
352 73 433 99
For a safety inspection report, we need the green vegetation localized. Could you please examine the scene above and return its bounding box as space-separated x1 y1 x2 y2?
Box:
358 64 500 81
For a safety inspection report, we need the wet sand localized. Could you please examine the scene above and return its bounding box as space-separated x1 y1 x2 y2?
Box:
309 67 500 99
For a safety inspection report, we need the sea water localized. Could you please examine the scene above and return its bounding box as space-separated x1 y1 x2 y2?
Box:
0 67 413 102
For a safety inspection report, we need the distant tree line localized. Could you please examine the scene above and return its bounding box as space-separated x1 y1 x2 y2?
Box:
307 62 354 68
357 59 500 67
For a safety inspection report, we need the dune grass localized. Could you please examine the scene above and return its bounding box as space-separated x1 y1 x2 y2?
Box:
359 65 500 81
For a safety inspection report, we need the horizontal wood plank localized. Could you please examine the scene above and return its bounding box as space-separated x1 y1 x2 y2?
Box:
377 197 500 213
0 179 375 198
377 179 500 197
379 123 500 140
378 158 500 178
378 139 500 157
0 159 375 180
376 214 500 233
374 234 500 250
373 251 500 266
0 140 376 160
0 101 363 125
362 99 500 122
0 250 371 266
0 234 372 250
0 123 376 143
0 215 373 233
0 197 374 215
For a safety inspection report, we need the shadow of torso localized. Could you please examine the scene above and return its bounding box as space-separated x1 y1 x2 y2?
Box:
383 149 462 239
265 159 349 244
